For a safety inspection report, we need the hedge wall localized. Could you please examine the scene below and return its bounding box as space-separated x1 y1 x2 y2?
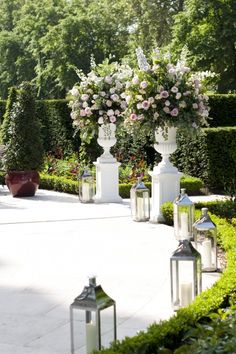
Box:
173 127 236 191
208 94 236 127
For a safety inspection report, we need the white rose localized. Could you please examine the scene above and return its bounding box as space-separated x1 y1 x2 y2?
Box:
107 109 114 116
106 100 112 107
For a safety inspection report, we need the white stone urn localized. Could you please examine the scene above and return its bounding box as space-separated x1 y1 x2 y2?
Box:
153 126 178 174
149 126 182 222
93 122 122 203
97 123 117 163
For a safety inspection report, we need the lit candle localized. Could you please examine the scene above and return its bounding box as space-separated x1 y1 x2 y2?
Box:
180 212 188 238
202 239 212 269
137 197 144 220
82 183 91 202
86 322 98 354
180 282 192 307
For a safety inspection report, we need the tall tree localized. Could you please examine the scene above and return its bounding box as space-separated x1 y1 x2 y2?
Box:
170 0 236 92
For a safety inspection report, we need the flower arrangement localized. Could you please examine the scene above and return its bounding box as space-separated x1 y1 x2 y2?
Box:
69 58 132 143
124 48 211 140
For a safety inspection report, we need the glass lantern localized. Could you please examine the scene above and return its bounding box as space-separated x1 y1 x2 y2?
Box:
170 239 202 311
173 188 195 241
79 170 95 203
193 207 217 272
130 177 150 222
70 276 117 354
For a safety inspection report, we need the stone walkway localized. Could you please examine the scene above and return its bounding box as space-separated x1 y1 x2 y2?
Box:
0 187 223 354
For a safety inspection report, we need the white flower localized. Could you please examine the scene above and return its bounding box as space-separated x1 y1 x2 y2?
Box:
163 106 170 113
115 109 120 115
125 95 131 104
171 86 178 93
98 117 104 124
81 93 89 101
110 87 116 94
85 107 92 116
82 101 88 108
176 92 182 99
111 94 119 102
132 76 139 85
109 116 116 123
80 109 87 117
120 101 127 109
93 94 99 99
100 91 106 97
179 101 187 108
154 112 159 119
107 109 114 116
148 97 155 103
140 81 148 89
104 76 113 84
106 100 112 107
165 100 170 106
137 103 142 109
192 103 198 109
70 87 79 96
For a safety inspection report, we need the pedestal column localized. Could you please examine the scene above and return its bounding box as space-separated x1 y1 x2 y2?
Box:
149 127 182 222
93 123 122 203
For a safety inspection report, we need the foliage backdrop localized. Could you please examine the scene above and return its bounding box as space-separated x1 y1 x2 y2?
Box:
0 0 235 99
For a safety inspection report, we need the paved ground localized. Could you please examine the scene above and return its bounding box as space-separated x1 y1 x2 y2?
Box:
0 186 224 354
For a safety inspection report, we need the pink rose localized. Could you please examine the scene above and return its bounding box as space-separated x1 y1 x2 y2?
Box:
160 90 169 98
142 100 150 110
130 113 138 120
109 116 117 123
170 108 179 116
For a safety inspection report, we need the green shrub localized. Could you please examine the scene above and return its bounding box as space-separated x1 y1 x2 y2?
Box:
0 100 6 126
2 82 44 171
173 128 236 191
39 174 78 194
208 94 236 127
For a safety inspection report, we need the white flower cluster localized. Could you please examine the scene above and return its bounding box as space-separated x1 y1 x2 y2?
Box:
69 63 132 133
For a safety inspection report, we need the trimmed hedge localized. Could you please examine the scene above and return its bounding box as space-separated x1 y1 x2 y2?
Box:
97 206 236 354
208 94 236 127
173 127 236 191
39 173 203 198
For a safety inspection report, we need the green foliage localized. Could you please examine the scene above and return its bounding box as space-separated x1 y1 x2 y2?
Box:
0 100 6 125
208 94 236 127
0 86 17 144
36 99 79 156
2 82 44 171
170 0 236 93
39 173 79 194
173 127 236 191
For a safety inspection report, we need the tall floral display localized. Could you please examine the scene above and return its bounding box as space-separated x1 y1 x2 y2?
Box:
124 48 211 222
69 59 132 203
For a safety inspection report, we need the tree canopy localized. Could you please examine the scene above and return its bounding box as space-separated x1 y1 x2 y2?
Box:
0 0 235 98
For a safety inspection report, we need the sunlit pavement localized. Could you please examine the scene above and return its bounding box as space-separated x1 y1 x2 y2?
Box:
0 186 223 354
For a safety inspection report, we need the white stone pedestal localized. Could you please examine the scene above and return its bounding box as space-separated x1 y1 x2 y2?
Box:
93 123 122 203
149 126 182 222
93 159 122 203
149 165 182 223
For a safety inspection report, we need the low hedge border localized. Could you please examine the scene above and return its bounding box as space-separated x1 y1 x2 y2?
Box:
96 205 236 353
39 173 203 198
0 171 203 197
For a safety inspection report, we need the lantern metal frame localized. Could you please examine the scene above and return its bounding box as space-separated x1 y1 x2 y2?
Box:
173 188 195 241
70 277 117 354
130 177 150 222
79 170 95 203
193 207 217 272
170 239 202 311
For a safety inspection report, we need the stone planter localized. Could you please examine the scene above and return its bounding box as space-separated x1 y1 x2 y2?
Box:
5 170 40 197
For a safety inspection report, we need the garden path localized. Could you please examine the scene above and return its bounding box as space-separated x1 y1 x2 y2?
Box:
0 187 223 354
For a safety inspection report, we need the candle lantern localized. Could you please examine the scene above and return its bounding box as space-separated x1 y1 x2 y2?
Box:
170 239 202 310
70 276 117 354
173 188 195 241
130 177 150 222
193 208 217 272
79 170 95 203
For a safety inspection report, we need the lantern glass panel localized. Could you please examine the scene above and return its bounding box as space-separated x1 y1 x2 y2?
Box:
130 177 150 222
173 188 195 240
170 240 202 311
79 170 95 203
70 277 116 354
193 208 217 272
